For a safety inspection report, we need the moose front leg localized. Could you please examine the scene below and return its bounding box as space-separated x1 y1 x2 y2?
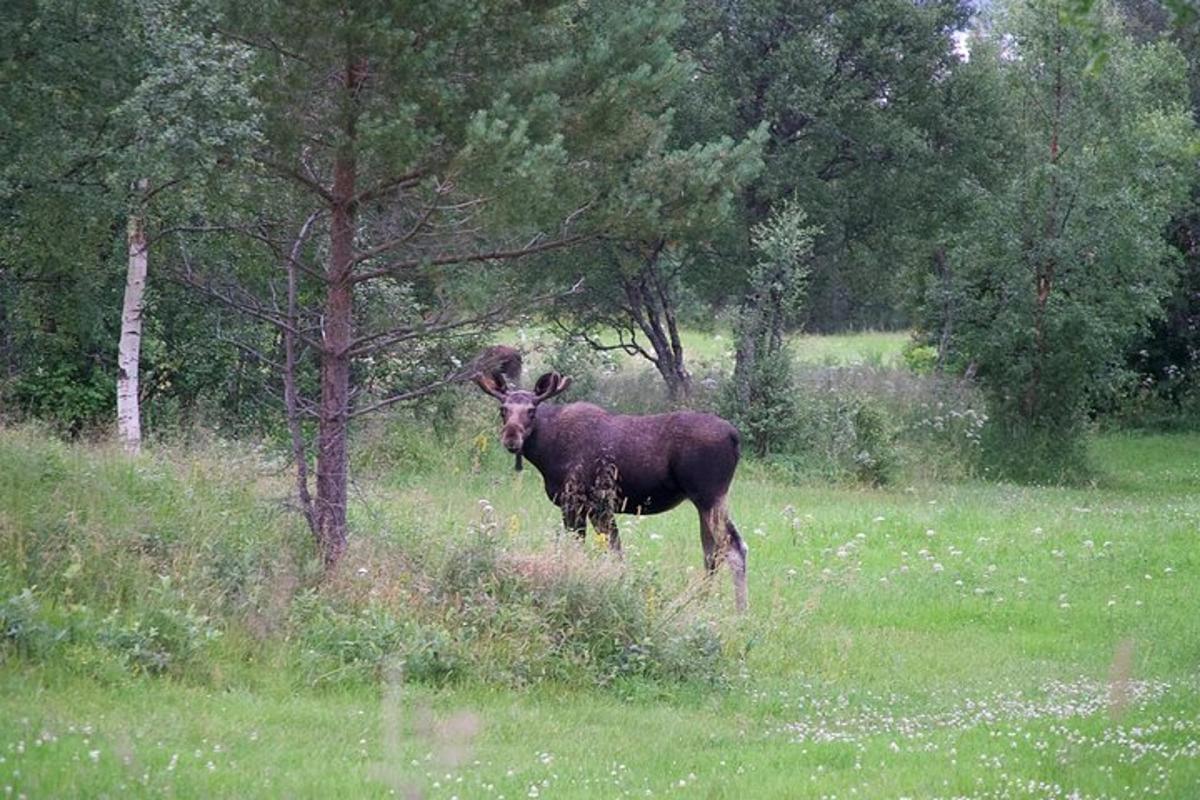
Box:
562 503 587 542
697 507 718 574
589 508 622 556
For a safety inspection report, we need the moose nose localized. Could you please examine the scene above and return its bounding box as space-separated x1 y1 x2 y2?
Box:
501 426 523 453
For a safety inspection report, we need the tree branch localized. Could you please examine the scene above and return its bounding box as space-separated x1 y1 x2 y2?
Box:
354 169 425 205
284 211 321 537
254 156 335 203
348 232 595 285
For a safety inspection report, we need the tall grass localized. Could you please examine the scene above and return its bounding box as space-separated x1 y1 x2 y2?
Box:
0 424 728 691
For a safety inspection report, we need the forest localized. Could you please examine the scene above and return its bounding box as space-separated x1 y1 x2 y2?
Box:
2 0 1199 797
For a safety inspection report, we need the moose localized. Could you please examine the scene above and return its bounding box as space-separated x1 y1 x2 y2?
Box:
474 369 748 611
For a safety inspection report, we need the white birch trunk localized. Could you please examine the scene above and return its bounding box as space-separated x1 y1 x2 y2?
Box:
117 190 148 454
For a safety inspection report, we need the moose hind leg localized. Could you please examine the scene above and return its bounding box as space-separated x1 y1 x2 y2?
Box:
725 516 749 613
701 499 748 612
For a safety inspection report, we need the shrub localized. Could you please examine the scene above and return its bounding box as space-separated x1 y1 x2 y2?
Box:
430 531 728 688
901 343 939 374
545 336 614 400
97 604 222 677
290 591 465 687
0 589 67 660
719 347 800 458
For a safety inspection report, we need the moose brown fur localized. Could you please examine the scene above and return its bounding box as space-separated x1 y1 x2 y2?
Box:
474 369 748 611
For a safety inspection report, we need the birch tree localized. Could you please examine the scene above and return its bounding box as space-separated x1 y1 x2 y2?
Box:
0 0 259 443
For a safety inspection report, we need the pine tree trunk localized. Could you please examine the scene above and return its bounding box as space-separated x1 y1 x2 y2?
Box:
313 59 366 571
315 155 354 571
117 182 149 454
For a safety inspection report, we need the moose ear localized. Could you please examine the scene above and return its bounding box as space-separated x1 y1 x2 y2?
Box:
533 371 573 402
533 371 559 396
473 372 507 401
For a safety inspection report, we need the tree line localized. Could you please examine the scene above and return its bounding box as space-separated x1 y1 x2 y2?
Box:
2 0 1197 567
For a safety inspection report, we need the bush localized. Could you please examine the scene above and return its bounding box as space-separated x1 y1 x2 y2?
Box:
424 528 728 688
545 336 613 400
976 416 1092 485
97 603 222 677
290 591 465 687
716 363 985 484
1 589 67 660
719 347 801 459
901 343 939 374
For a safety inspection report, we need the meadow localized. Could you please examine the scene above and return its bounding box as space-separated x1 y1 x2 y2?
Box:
1 335 1198 799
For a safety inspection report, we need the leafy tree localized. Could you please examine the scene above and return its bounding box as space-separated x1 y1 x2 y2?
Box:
678 0 973 331
725 200 819 456
0 0 259 439
1111 0 1200 426
186 0 765 566
950 0 1197 479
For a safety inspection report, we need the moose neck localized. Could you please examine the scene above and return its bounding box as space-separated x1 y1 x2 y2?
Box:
519 403 561 474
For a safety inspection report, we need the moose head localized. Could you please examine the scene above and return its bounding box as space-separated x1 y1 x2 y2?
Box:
474 370 573 455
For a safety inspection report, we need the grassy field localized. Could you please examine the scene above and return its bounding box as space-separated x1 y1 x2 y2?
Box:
2 417 1198 799
501 323 910 373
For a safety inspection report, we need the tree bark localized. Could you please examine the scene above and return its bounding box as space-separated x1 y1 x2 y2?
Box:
313 59 366 570
117 179 149 454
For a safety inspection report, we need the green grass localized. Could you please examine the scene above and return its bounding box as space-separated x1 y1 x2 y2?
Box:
3 425 1200 798
497 322 910 374
789 330 909 366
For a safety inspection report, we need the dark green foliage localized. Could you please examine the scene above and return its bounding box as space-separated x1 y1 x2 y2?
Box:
0 0 265 436
726 200 819 456
773 388 899 487
1 589 65 660
544 335 611 400
96 603 221 677
720 347 801 459
291 592 465 688
679 0 974 330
